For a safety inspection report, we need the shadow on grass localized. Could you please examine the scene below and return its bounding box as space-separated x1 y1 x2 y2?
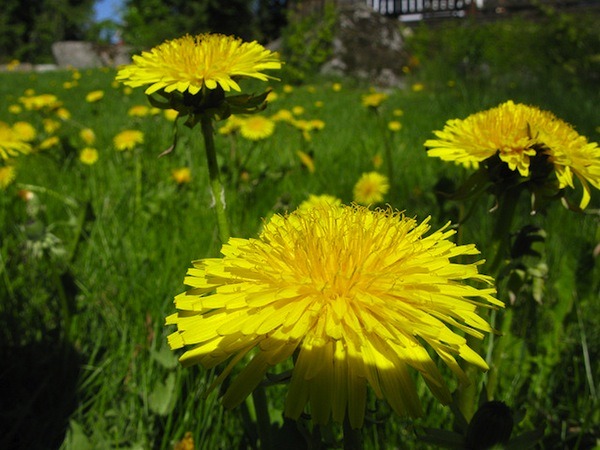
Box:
0 331 81 450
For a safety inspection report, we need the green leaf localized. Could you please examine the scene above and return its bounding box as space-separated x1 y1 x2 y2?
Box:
148 372 177 416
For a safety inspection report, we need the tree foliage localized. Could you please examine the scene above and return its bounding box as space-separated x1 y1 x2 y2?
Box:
0 0 95 64
121 0 258 51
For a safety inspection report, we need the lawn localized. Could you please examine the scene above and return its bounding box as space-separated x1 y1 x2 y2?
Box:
1 11 599 450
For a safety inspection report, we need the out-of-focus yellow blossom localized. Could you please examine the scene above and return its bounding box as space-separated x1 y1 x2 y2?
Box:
80 128 96 145
39 136 60 150
172 167 192 184
388 121 402 132
86 90 105 103
353 171 390 204
79 147 99 165
164 109 179 122
239 116 276 141
43 119 61 134
296 150 315 173
8 105 22 114
0 165 16 189
128 105 151 117
13 122 37 142
114 130 144 151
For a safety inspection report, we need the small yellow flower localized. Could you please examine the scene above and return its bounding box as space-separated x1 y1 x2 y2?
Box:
388 121 402 132
39 136 60 150
296 150 315 173
314 100 324 108
19 94 61 111
8 105 22 114
270 109 294 123
116 33 281 95
393 109 404 117
298 194 342 211
173 432 195 450
43 119 61 134
239 116 275 141
411 83 425 92
7 59 20 71
128 105 151 117
85 90 105 103
12 122 37 142
80 128 96 145
332 82 342 92
114 130 144 151
353 171 390 205
164 109 179 122
362 92 388 108
283 84 294 93
172 167 192 184
0 165 16 189
55 107 71 120
266 91 278 103
79 147 99 165
218 115 245 135
292 106 305 116
372 153 383 169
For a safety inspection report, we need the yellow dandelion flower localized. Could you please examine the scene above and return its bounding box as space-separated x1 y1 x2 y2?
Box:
266 91 278 103
12 122 37 142
116 33 281 95
56 107 71 120
218 115 245 135
0 165 17 189
270 109 294 123
19 94 61 111
63 81 76 89
332 82 342 92
85 90 105 103
114 130 144 151
7 59 20 71
372 153 383 169
283 84 294 93
314 100 324 108
123 86 133 95
412 83 425 92
79 147 99 165
362 92 388 108
80 128 96 145
296 150 315 173
39 136 60 150
425 100 600 208
164 109 179 122
298 194 342 210
172 167 192 184
393 109 404 117
353 172 390 205
292 106 305 116
43 119 61 134
239 116 275 141
388 121 402 132
0 122 31 159
128 105 151 117
166 204 501 428
72 70 81 80
8 105 22 114
173 432 195 450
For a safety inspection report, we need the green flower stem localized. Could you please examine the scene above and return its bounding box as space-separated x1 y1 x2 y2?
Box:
457 187 521 421
200 116 231 243
134 149 142 212
343 415 363 450
252 386 273 450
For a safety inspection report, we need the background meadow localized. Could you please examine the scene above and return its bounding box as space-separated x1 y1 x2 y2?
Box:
1 8 600 450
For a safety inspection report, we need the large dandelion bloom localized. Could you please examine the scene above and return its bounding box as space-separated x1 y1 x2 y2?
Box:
116 34 281 95
425 100 600 208
167 204 502 428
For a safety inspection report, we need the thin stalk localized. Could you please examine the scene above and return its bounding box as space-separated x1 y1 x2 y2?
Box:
343 415 363 450
252 386 273 450
457 187 521 421
134 149 142 212
201 116 231 243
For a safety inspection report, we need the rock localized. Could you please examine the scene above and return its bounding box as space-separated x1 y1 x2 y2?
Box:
51 41 103 68
321 3 409 87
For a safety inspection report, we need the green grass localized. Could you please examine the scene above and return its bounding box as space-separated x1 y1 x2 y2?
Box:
1 17 600 449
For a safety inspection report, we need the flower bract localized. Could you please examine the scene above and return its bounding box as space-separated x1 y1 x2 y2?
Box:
166 204 502 428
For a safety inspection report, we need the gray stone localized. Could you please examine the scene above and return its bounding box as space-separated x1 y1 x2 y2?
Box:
51 41 103 68
321 4 409 87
